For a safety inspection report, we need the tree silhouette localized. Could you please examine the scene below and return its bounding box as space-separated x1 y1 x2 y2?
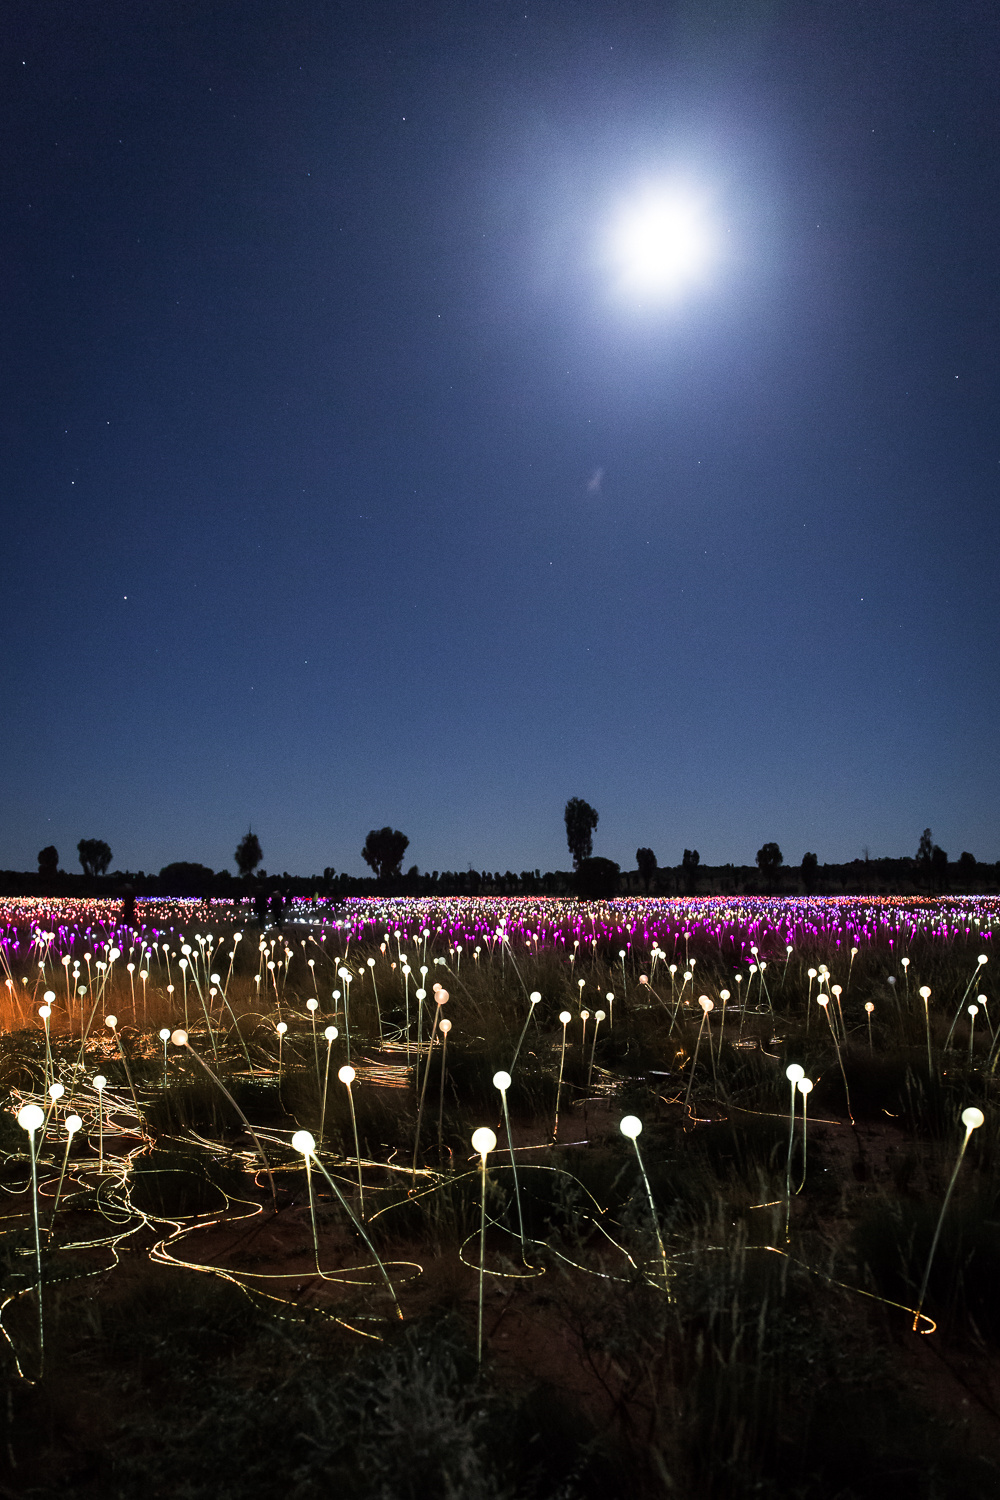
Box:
564 798 598 869
756 842 783 892
931 843 949 891
235 829 263 877
362 827 409 882
682 848 700 894
575 857 620 898
78 839 112 877
37 846 59 879
636 847 657 890
801 851 819 894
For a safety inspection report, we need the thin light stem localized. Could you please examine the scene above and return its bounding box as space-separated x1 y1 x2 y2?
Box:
784 1082 797 1240
345 1083 364 1220
913 1127 975 1332
28 1136 44 1376
500 1088 527 1261
477 1152 488 1362
310 1153 402 1319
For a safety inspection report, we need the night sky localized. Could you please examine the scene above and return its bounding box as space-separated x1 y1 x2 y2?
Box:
4 1 999 879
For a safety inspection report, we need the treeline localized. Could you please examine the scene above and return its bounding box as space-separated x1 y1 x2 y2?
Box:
1 853 998 900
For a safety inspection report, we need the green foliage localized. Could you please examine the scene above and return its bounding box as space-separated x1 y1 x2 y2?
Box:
54 1301 619 1500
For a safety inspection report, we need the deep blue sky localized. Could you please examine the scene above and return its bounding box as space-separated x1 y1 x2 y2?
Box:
3 1 999 878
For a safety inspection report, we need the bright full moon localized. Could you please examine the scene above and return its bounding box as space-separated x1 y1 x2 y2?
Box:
609 190 714 296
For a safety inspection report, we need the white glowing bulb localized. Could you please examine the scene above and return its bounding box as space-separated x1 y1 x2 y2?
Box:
797 1078 813 1097
159 1027 170 1041
39 1004 51 1019
439 1018 452 1033
93 1074 107 1092
785 1064 804 1083
43 990 55 1003
65 1113 82 1136
559 1010 572 1025
962 1107 985 1130
306 998 318 1012
171 1030 188 1046
276 1021 287 1035
18 1104 44 1133
106 1015 117 1028
720 989 730 1001
530 991 541 1003
48 1083 64 1101
493 1071 512 1091
338 1065 355 1085
865 1002 874 1014
978 954 988 966
595 1009 605 1021
292 1130 316 1154
919 986 931 1000
619 1115 642 1140
472 1127 497 1156
324 1025 338 1041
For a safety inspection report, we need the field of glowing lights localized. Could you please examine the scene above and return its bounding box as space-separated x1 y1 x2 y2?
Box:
2 892 1000 1498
